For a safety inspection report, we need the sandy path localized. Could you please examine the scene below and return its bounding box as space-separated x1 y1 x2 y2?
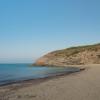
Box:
0 65 100 100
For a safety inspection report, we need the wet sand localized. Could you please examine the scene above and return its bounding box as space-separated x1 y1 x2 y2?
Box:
0 64 100 100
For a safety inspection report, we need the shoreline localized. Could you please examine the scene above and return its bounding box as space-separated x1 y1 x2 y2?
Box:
0 67 84 87
0 64 100 100
0 67 85 100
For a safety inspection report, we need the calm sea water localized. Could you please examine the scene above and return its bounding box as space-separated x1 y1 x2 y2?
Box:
0 64 80 85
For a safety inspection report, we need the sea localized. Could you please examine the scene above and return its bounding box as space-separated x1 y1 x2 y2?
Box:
0 64 80 86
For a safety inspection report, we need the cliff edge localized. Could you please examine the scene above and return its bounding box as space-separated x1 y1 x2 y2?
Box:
35 43 100 66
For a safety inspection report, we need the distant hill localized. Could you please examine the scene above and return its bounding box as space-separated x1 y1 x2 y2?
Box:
35 43 100 66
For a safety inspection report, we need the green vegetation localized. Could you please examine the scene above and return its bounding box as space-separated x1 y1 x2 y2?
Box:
35 43 100 66
53 43 100 57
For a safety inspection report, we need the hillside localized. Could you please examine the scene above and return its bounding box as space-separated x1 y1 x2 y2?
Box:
35 43 100 66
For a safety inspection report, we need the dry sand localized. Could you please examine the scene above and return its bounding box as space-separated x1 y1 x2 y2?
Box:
0 64 100 100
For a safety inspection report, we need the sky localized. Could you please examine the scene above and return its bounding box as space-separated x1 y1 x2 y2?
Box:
0 0 100 63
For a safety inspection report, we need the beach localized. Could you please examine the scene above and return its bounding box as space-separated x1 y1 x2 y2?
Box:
0 64 100 100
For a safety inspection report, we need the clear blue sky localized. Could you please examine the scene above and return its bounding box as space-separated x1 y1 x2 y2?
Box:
0 0 100 63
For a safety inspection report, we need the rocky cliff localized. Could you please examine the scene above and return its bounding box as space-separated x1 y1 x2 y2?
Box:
35 43 100 66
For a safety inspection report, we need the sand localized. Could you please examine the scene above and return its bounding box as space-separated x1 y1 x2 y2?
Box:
0 64 100 100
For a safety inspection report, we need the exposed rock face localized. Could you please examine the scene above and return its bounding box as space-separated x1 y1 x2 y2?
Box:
35 43 100 66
